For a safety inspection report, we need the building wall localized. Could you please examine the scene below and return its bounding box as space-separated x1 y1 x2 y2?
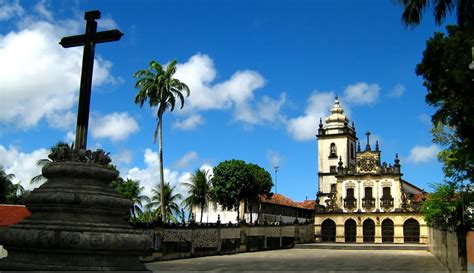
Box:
338 176 402 213
314 213 428 244
428 226 467 271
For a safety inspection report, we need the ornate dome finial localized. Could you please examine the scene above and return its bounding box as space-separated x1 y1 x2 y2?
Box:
319 117 323 129
375 140 379 151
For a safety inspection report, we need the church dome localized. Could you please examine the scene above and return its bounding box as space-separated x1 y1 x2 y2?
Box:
325 97 349 125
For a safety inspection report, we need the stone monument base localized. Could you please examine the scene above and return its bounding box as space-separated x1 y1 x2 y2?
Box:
0 162 152 271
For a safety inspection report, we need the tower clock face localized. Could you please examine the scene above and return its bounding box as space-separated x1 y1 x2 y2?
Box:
358 154 377 173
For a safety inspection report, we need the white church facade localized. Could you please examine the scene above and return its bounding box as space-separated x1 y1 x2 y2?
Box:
314 97 428 244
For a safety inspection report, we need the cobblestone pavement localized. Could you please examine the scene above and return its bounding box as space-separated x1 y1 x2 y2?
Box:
146 248 448 272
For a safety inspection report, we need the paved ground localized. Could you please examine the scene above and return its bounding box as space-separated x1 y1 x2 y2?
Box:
146 248 448 272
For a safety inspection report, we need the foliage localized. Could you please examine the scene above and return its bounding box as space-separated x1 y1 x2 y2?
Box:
416 25 474 184
0 165 25 204
133 59 190 223
147 182 182 223
181 169 211 222
211 160 273 222
395 0 473 28
422 182 473 229
110 177 150 220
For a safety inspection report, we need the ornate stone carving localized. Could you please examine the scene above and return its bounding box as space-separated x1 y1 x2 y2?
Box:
357 152 379 174
381 180 392 187
363 181 374 187
345 181 356 188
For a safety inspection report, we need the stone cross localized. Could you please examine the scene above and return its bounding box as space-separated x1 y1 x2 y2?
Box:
365 131 371 151
59 10 123 151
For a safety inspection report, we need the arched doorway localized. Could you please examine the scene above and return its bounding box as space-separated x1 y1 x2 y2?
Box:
321 219 336 242
363 219 375 243
344 219 357 243
403 219 420 243
381 219 394 243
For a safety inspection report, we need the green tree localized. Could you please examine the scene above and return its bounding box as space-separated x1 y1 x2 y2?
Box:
0 166 15 204
417 25 474 184
134 60 190 223
147 182 182 223
395 0 473 28
110 178 151 220
211 160 273 222
181 169 211 223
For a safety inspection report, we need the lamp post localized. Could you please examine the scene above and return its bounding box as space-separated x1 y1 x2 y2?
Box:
274 166 279 194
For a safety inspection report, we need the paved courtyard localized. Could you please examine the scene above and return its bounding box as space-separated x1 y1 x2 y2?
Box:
146 248 448 272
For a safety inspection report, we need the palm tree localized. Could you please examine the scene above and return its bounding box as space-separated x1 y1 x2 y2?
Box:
181 169 211 223
147 182 182 223
0 165 15 204
111 178 151 220
133 60 190 223
30 141 73 185
395 0 473 28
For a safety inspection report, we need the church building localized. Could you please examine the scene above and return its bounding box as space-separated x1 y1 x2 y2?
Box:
314 97 428 244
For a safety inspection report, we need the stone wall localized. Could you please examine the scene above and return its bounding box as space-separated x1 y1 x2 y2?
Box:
142 223 314 262
428 226 467 271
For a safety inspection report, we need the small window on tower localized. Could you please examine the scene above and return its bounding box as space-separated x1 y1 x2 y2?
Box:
351 143 355 159
329 143 337 158
330 184 336 193
330 165 337 173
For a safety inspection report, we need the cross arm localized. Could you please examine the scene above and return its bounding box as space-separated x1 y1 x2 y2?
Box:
59 30 124 48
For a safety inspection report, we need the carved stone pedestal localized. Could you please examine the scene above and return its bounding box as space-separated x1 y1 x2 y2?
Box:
0 162 152 271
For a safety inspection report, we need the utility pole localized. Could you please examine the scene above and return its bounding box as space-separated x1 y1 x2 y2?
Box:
274 166 279 194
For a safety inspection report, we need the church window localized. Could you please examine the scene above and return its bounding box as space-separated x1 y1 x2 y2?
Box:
330 184 336 193
346 188 354 197
330 165 337 173
351 143 355 159
329 143 337 158
382 187 391 198
365 187 373 198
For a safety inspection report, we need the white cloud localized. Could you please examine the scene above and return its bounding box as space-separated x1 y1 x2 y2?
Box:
234 93 287 125
90 112 139 142
173 114 204 130
174 151 198 169
287 91 335 141
64 130 75 143
172 53 283 127
112 149 133 165
407 144 440 164
389 83 406 98
0 5 116 129
125 148 191 199
47 111 75 130
267 150 282 168
0 0 23 21
0 145 48 191
343 82 380 105
34 0 53 21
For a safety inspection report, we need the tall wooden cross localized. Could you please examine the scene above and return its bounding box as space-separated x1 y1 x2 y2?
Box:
60 10 123 151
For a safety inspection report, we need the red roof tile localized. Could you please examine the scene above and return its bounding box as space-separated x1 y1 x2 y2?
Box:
0 205 31 227
260 194 315 210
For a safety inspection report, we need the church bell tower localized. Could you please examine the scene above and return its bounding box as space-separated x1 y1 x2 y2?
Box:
317 97 357 199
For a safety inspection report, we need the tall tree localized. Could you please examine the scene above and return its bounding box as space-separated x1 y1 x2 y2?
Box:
110 178 151 220
395 0 473 28
134 60 190 223
181 169 211 223
211 160 273 222
0 165 15 204
147 182 182 223
417 25 474 183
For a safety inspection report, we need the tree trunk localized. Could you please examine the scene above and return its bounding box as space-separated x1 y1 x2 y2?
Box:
158 115 166 223
200 202 204 223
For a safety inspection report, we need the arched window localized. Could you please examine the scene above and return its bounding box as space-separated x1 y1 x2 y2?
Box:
330 143 337 157
344 219 357 242
321 219 336 242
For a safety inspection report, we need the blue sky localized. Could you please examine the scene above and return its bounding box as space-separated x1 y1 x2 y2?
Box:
0 0 455 201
